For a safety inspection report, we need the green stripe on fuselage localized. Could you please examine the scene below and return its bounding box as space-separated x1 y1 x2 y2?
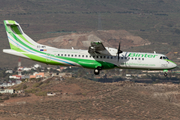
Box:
5 21 116 69
9 39 115 69
165 59 176 64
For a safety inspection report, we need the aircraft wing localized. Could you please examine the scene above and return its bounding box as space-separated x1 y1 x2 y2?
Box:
88 41 111 55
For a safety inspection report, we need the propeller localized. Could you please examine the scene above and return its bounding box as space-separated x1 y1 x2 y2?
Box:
117 42 123 61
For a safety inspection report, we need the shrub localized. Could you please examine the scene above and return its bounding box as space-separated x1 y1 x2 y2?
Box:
33 82 43 87
35 91 47 96
2 96 9 100
10 94 17 97
39 83 48 88
25 88 40 93
15 83 28 91
22 84 27 89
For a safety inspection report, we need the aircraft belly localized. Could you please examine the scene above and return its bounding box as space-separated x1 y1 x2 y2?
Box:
78 60 115 69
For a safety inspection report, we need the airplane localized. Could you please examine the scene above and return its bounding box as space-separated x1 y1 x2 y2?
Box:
3 20 177 76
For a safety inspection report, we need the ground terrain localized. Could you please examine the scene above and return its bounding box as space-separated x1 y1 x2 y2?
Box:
0 77 180 119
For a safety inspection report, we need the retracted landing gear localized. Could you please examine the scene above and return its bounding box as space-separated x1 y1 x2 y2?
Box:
94 66 102 75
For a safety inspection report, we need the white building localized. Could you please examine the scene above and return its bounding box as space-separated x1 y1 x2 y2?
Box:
23 67 32 71
5 70 13 74
34 64 41 68
0 89 14 94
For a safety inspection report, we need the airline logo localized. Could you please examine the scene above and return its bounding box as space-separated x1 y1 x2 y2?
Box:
128 53 158 58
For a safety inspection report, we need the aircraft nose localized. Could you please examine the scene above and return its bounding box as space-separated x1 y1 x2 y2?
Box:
174 63 177 68
172 62 177 68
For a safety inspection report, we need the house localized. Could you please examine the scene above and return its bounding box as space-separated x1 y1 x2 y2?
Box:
9 75 21 79
23 67 32 71
5 70 13 74
30 72 44 79
34 64 41 68
47 93 56 96
0 89 14 94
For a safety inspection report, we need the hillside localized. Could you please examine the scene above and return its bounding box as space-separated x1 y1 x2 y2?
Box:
1 0 180 67
38 30 150 49
1 77 180 119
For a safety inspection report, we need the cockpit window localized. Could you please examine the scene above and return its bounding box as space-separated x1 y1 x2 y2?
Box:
160 56 169 60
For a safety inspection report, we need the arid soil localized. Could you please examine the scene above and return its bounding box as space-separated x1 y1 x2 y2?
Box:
38 30 151 50
0 77 180 119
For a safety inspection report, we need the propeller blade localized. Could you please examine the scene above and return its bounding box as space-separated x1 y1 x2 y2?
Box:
117 42 123 61
118 53 119 61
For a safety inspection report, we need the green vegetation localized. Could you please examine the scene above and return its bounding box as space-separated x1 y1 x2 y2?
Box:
35 91 47 96
10 94 17 97
33 82 43 87
22 80 50 96
15 84 28 91
25 88 41 94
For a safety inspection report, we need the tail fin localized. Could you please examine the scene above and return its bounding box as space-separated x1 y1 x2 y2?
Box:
4 20 39 50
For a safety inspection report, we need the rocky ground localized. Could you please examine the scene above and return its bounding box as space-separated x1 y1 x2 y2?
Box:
0 77 180 119
38 30 150 50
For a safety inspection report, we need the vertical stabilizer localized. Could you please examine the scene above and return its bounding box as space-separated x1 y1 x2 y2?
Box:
4 20 39 50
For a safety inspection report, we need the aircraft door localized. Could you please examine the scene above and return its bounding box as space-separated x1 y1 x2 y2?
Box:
124 53 130 68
